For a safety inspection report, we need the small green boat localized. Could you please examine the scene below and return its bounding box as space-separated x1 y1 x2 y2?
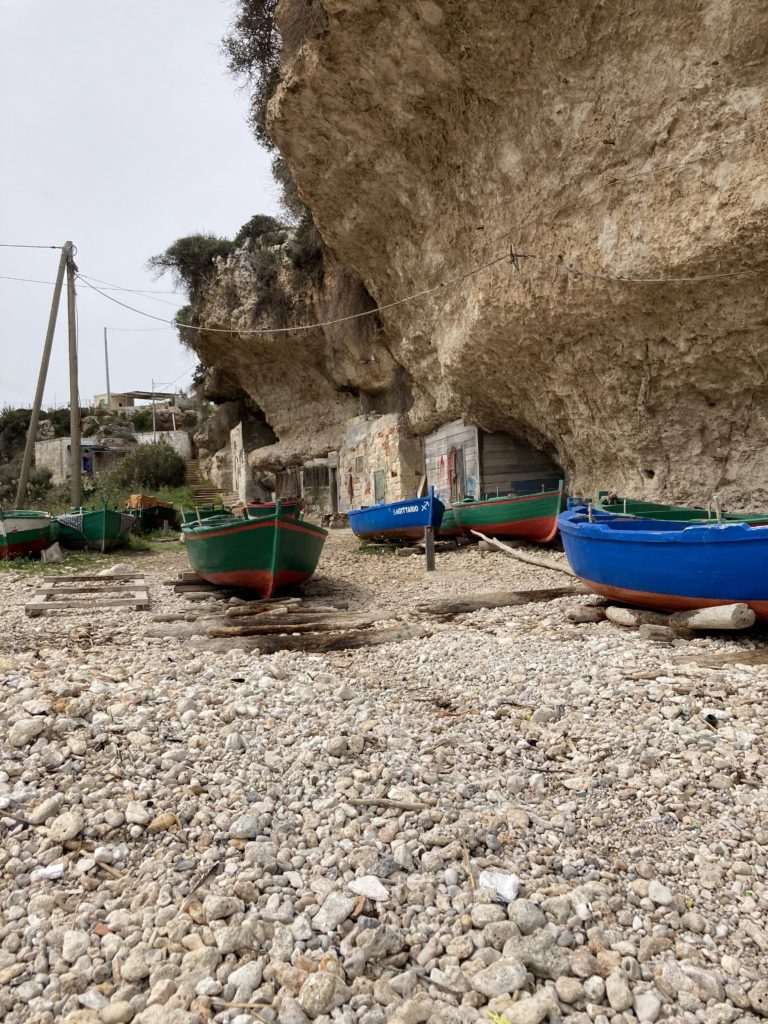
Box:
453 480 567 543
126 494 179 532
596 492 768 524
436 507 463 538
182 501 327 597
0 510 54 559
181 505 231 526
56 507 135 552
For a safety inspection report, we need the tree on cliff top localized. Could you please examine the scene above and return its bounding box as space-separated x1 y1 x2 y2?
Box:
147 234 234 293
223 0 327 161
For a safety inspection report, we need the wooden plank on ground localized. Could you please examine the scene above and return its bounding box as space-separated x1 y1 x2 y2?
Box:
25 573 149 617
415 585 588 617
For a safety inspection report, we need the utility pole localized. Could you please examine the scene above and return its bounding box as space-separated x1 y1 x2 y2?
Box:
151 379 156 441
67 247 82 508
16 241 71 507
104 327 111 408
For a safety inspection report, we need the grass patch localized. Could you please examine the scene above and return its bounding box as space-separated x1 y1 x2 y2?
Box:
357 541 397 557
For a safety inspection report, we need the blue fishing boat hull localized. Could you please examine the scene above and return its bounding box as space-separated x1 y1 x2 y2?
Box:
559 506 768 620
348 489 445 542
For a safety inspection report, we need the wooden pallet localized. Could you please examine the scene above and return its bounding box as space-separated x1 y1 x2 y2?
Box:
25 574 150 617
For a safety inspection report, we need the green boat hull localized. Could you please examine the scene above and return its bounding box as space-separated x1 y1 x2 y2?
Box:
181 506 231 525
56 509 134 552
0 510 53 559
596 492 768 524
128 505 180 532
453 482 566 543
436 507 463 538
182 508 327 598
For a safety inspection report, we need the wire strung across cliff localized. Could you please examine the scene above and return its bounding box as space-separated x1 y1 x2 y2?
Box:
75 245 757 339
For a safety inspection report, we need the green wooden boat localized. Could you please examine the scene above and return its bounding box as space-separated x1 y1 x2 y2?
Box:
436 507 463 538
126 494 180 532
0 510 54 559
596 491 768 524
181 501 327 598
56 507 135 552
181 505 231 525
453 480 567 543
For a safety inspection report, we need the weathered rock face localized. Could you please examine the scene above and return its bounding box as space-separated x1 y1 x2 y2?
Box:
256 0 768 503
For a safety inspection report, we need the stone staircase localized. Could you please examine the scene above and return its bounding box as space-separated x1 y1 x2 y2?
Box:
185 460 239 508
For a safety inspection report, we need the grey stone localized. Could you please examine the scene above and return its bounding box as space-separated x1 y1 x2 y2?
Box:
312 892 356 932
508 899 546 935
605 971 633 1012
62 930 91 964
9 717 46 747
100 1003 135 1024
349 875 389 901
48 809 85 843
499 988 558 1024
229 814 261 839
297 972 349 1017
634 990 662 1022
471 957 527 997
749 980 768 1018
647 880 674 906
556 976 586 1004
502 930 570 980
202 894 244 921
227 959 263 995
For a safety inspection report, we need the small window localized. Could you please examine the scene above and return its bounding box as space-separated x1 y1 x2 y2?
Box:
355 456 364 474
373 469 386 503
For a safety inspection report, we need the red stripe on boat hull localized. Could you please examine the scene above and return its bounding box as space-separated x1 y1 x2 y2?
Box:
579 578 768 621
475 515 560 544
200 567 314 600
0 536 48 559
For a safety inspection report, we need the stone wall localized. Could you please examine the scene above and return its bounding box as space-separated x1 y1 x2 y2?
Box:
134 431 193 460
339 414 424 511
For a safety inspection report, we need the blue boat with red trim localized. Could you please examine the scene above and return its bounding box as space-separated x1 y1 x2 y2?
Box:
559 506 768 621
347 487 445 543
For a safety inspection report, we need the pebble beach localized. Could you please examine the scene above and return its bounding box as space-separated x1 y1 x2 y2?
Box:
1 532 766 1024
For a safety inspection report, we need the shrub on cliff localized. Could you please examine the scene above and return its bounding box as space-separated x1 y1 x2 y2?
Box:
234 214 288 247
148 235 234 293
108 442 186 491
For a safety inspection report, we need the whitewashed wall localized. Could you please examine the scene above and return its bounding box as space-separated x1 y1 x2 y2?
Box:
134 431 192 459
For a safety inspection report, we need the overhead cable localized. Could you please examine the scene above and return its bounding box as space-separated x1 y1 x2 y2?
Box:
0 243 62 249
78 245 755 340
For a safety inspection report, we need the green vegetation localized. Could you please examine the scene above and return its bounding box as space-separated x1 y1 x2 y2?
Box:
108 442 187 491
357 541 397 557
234 213 288 247
147 234 235 293
131 408 153 432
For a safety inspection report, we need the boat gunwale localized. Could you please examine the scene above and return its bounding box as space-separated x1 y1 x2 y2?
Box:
182 513 328 542
560 507 768 543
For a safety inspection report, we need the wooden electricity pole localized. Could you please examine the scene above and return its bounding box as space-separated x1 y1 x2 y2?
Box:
67 247 82 507
104 327 111 408
16 241 71 507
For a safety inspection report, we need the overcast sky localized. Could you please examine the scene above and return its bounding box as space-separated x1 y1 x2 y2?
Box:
0 0 279 410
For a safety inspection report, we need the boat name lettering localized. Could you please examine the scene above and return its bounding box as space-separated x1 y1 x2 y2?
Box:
394 505 419 515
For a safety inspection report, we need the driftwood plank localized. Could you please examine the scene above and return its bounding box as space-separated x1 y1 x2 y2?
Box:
415 586 587 617
469 530 577 576
208 617 376 638
194 623 431 655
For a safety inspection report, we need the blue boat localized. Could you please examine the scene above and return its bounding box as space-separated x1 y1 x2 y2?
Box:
559 506 768 621
348 487 445 543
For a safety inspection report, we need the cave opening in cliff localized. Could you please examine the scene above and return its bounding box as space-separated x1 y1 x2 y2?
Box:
424 421 562 506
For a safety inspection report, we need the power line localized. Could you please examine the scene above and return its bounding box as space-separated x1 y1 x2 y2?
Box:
77 244 755 339
76 254 510 335
0 243 63 249
0 274 59 285
0 271 185 304
105 325 175 333
78 272 185 295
